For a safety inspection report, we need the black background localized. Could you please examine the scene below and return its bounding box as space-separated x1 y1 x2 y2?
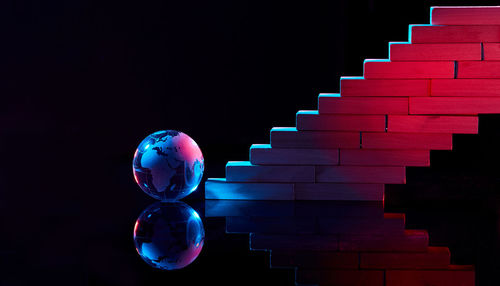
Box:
1 0 500 285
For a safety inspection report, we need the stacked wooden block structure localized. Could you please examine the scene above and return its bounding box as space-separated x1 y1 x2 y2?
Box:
206 6 500 201
206 200 475 286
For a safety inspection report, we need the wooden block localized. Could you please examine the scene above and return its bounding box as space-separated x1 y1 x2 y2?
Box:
296 111 386 132
204 178 294 200
410 97 500 115
318 95 409 114
340 149 430 166
483 43 500 60
250 233 339 251
294 183 384 201
296 269 384 286
204 200 295 217
341 77 430 97
226 161 315 183
250 144 339 165
318 213 406 235
431 6 500 25
293 201 385 218
270 127 360 149
387 115 478 134
362 132 453 150
363 60 455 79
411 24 500 43
339 229 429 252
432 79 500 96
315 166 406 184
360 247 451 270
390 43 481 61
457 61 500 78
271 250 359 269
386 266 475 286
226 216 315 234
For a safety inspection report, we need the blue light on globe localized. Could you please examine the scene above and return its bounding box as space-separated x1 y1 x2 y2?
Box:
133 202 205 270
133 130 204 201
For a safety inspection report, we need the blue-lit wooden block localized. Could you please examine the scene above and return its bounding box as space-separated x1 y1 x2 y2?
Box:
226 161 315 183
250 144 339 165
205 200 295 217
295 183 384 201
205 178 294 200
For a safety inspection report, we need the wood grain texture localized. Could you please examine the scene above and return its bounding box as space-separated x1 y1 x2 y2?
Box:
410 97 500 115
411 25 500 43
431 6 500 25
340 77 430 97
270 127 360 149
432 79 500 96
457 61 500 78
296 111 386 132
390 43 481 61
387 115 478 134
363 60 455 79
319 95 409 114
483 43 500 60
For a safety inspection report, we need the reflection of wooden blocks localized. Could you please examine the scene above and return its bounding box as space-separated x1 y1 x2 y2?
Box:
296 269 384 286
271 250 359 269
386 265 475 286
294 183 384 201
390 43 481 61
296 111 386 132
226 216 315 234
411 25 500 43
432 79 500 97
410 97 500 115
360 247 451 269
271 127 360 149
483 43 500 60
363 60 455 79
205 200 295 217
362 132 453 150
457 61 500 78
250 144 339 165
315 166 406 184
293 201 385 218
318 213 406 235
318 94 409 114
205 178 294 200
387 115 478 134
340 149 430 166
339 230 429 252
340 77 430 97
431 6 500 25
250 233 339 251
226 161 315 182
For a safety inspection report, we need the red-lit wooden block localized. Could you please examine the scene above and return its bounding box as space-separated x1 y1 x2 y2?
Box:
387 115 478 134
296 269 384 286
410 97 500 115
294 183 384 201
319 95 409 114
205 178 294 200
250 144 339 165
296 111 386 132
271 250 359 269
226 161 315 183
457 61 500 78
226 216 315 234
360 247 451 270
250 233 339 251
411 25 500 43
432 79 500 96
339 230 429 252
363 60 455 79
431 6 500 25
390 43 481 61
386 266 475 286
340 149 430 166
340 77 430 97
270 127 360 149
318 213 406 235
483 43 500 60
315 166 406 184
362 132 453 150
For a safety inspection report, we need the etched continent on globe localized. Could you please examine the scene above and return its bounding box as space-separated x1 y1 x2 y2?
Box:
133 130 204 201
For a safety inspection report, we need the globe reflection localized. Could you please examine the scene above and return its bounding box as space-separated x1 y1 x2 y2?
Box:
133 201 205 270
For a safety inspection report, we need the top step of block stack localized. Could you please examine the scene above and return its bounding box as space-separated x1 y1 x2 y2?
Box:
205 6 500 201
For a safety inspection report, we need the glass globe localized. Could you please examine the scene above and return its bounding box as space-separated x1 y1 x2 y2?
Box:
133 201 205 270
133 130 204 201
